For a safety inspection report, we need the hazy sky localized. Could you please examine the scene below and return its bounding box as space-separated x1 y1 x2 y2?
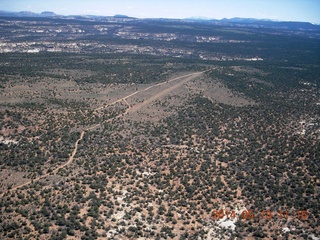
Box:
1 0 319 23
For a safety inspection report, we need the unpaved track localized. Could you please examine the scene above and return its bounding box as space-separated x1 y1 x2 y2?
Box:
94 72 202 112
128 72 203 112
0 71 203 197
1 131 85 196
52 131 85 174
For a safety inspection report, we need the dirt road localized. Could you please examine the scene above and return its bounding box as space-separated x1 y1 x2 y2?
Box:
0 71 203 197
127 72 203 112
1 131 85 197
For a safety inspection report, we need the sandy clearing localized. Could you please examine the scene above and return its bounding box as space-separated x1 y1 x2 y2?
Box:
127 72 203 113
0 71 204 196
0 131 85 197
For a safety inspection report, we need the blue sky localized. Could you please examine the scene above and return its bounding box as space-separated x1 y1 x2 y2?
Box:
1 0 319 23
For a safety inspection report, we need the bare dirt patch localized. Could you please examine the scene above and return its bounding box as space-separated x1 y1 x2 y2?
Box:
124 72 203 122
121 72 254 122
0 169 29 194
187 76 254 106
231 65 265 74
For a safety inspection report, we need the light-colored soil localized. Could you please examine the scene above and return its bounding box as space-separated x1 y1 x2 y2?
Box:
187 77 254 106
0 72 204 196
0 169 29 193
128 72 203 111
0 69 254 197
124 72 203 121
0 131 85 197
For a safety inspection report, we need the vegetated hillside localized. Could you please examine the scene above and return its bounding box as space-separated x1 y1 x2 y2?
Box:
0 17 319 239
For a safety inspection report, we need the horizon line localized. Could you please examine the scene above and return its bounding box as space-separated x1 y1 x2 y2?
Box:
0 9 319 25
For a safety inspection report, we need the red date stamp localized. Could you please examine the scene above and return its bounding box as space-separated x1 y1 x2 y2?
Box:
212 209 308 221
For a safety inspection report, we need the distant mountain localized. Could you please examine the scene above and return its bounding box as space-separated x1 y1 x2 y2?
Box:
218 17 320 31
185 16 216 21
114 14 130 18
0 11 319 31
0 10 58 18
0 11 39 17
0 11 136 20
220 17 272 23
41 11 57 17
